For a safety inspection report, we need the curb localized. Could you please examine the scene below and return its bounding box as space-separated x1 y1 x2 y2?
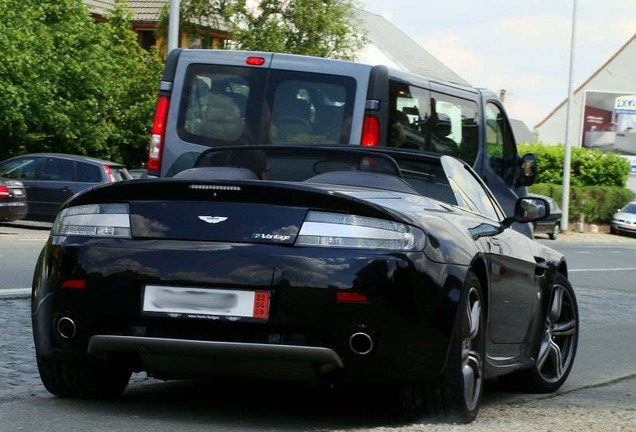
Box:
0 288 31 299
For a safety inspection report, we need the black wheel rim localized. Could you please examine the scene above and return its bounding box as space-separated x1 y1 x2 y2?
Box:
462 286 483 411
537 283 577 383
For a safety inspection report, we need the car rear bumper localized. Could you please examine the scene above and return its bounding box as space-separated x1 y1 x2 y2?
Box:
0 201 27 221
32 238 468 383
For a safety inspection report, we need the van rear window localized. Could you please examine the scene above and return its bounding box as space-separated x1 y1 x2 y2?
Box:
177 65 356 147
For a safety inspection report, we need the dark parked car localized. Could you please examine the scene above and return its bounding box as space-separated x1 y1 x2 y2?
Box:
528 193 562 240
610 201 636 235
0 153 131 221
31 146 578 424
0 176 28 222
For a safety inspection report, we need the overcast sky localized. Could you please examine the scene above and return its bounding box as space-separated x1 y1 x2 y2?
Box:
358 0 636 128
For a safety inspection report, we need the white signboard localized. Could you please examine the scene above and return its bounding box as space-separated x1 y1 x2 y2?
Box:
615 95 636 115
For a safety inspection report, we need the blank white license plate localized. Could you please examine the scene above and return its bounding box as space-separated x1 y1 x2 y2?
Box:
13 190 23 196
142 285 270 321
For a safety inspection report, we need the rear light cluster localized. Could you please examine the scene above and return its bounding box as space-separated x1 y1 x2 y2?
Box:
361 115 380 147
0 185 9 197
52 204 131 238
104 166 116 183
295 211 425 251
148 95 170 173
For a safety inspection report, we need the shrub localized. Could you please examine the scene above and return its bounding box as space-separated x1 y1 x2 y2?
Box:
529 183 634 223
519 144 631 187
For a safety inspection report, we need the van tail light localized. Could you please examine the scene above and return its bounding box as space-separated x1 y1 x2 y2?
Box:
148 94 170 173
0 185 9 197
361 115 380 147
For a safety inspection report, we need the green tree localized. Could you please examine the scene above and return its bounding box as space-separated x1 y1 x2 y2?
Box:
0 0 162 166
159 0 367 61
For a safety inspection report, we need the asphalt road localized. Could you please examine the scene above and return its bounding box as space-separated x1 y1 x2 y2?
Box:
1 224 635 430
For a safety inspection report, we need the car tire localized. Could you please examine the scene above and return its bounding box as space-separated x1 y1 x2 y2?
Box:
36 355 131 399
397 271 485 424
502 273 578 393
549 223 559 240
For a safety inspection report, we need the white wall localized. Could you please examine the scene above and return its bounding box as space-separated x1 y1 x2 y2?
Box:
536 37 636 146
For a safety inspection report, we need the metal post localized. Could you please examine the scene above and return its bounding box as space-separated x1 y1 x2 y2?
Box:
561 0 578 233
168 0 180 53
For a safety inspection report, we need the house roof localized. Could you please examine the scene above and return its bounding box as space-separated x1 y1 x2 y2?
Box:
510 119 536 144
84 0 229 30
355 9 470 86
535 33 636 129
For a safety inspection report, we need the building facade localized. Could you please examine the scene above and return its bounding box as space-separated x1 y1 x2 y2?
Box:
535 34 636 153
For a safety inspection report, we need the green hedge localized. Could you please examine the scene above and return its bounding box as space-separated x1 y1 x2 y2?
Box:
529 183 634 223
518 144 631 187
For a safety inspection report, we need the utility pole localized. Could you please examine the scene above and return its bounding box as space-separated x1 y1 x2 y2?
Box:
561 0 578 233
168 0 180 52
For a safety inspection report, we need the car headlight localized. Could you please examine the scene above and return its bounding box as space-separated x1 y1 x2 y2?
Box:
295 211 425 251
51 203 131 238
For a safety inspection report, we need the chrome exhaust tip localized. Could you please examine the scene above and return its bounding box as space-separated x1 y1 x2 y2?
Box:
57 316 77 340
349 332 374 355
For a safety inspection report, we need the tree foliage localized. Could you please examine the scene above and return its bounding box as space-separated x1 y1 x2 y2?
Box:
159 0 367 61
0 0 163 166
519 143 631 187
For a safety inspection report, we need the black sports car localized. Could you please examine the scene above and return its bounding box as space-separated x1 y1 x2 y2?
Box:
31 146 578 424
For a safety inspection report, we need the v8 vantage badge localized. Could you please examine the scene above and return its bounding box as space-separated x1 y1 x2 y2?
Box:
251 233 292 242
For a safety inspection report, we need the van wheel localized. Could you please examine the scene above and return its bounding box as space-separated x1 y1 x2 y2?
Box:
397 271 485 424
36 355 131 399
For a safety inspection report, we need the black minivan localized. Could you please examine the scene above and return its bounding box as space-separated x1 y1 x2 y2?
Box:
147 49 536 234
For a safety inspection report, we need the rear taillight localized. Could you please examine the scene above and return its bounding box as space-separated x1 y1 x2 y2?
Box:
0 185 9 197
148 94 170 173
104 165 115 182
295 211 425 251
51 204 131 238
361 115 380 147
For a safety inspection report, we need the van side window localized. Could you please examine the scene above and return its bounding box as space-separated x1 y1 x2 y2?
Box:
387 81 430 149
485 102 517 186
430 92 479 164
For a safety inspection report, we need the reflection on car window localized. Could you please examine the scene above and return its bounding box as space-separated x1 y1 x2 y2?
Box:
441 156 501 221
485 102 516 186
622 203 636 214
0 158 41 180
178 65 356 148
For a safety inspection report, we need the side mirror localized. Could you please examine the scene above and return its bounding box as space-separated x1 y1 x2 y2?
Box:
503 197 550 227
517 153 537 187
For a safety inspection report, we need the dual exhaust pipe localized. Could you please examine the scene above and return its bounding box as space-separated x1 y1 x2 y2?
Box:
56 316 374 355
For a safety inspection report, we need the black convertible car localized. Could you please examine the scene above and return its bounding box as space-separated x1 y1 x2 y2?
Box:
31 146 578 424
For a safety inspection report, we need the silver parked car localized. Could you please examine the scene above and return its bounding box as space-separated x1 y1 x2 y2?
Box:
611 201 636 235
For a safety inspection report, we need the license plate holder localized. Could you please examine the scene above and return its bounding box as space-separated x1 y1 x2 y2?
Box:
142 285 270 322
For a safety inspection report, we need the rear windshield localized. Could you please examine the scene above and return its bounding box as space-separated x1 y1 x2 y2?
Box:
178 65 356 147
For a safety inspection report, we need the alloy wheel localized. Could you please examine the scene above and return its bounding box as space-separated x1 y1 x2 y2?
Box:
537 283 577 383
461 286 483 411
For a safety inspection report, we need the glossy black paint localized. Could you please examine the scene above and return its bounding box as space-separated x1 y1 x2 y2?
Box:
33 237 468 382
32 147 568 387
